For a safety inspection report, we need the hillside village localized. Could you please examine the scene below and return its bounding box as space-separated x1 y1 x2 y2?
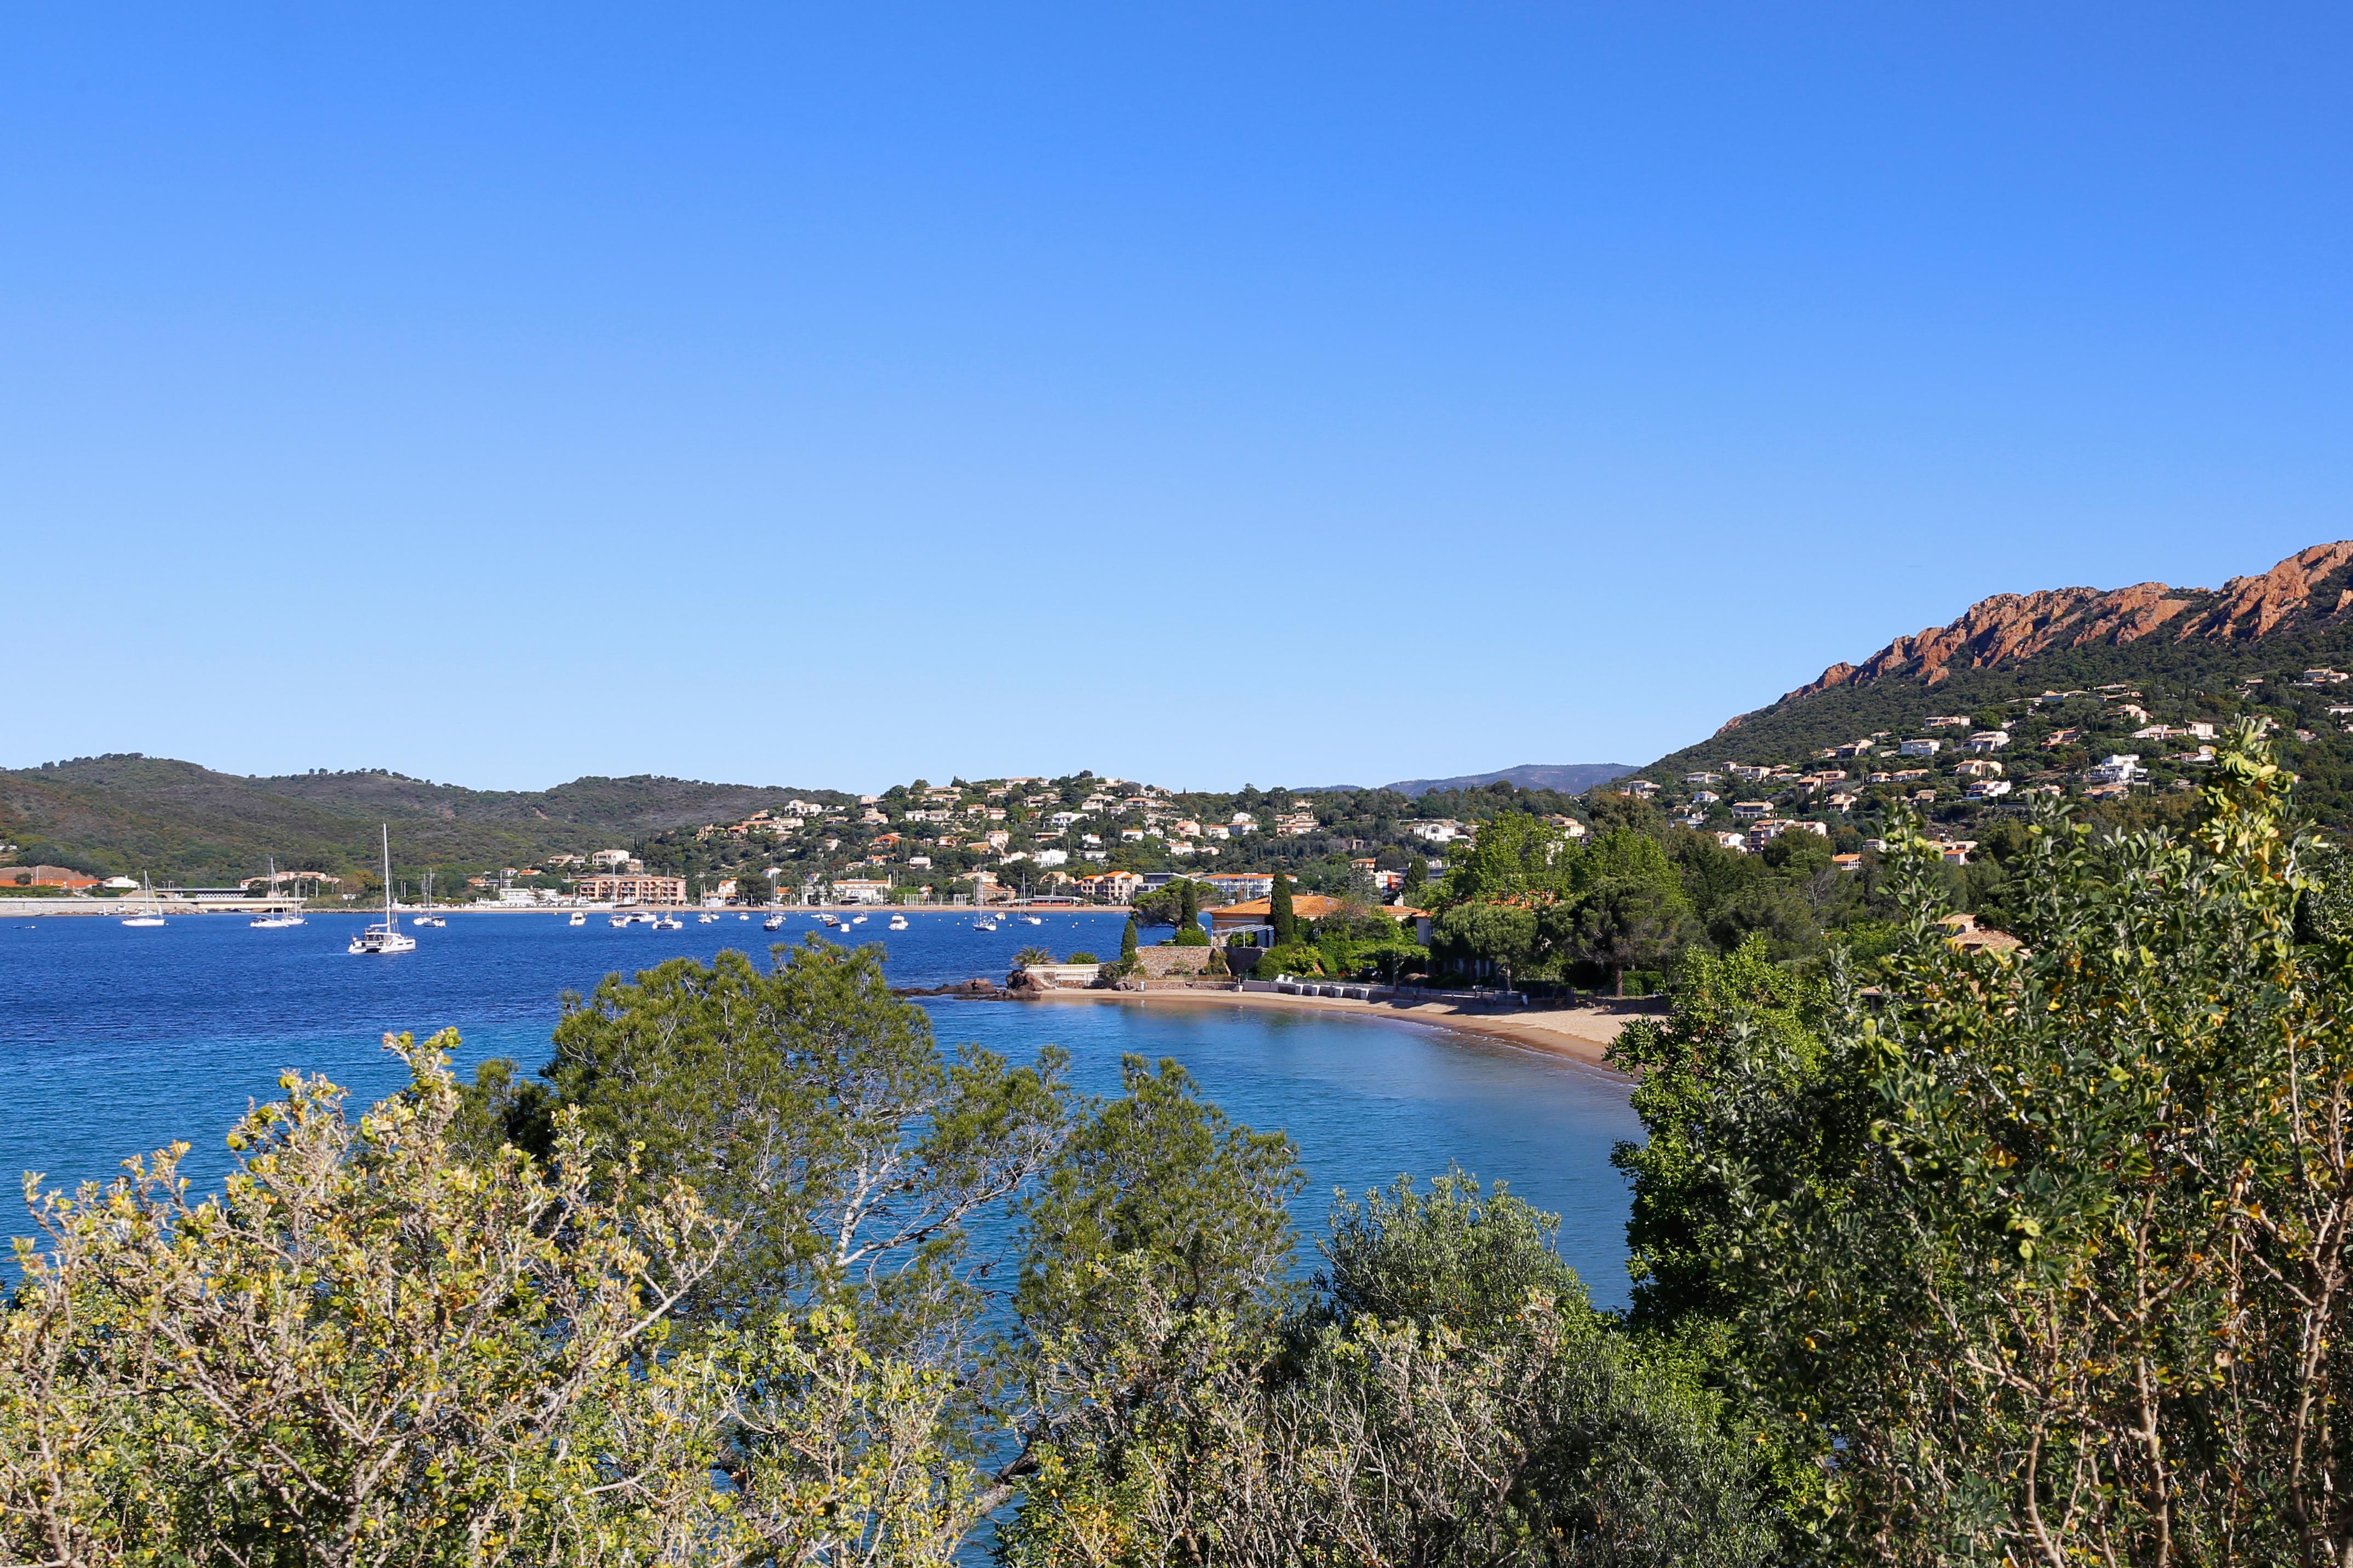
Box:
1626 668 2353 865
621 773 1590 907
0 764 1594 911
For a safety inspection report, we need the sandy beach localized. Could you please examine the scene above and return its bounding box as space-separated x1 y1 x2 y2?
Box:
1020 985 1655 1072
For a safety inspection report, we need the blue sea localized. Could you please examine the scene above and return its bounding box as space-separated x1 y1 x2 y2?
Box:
0 908 1641 1306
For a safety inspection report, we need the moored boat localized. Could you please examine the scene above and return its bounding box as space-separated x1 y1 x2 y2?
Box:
123 872 167 927
348 827 417 955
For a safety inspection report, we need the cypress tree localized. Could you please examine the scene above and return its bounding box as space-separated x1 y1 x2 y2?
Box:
1402 857 1427 897
1120 915 1140 961
1270 871 1298 946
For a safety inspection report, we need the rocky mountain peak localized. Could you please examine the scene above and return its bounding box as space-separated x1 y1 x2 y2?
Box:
1780 541 2353 703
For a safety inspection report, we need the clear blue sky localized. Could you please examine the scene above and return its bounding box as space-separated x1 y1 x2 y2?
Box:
10 5 2349 792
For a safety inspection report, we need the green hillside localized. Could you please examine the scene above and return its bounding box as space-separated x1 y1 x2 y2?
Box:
0 756 851 887
1629 564 2353 831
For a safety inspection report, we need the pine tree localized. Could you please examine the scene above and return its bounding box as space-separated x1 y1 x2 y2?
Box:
1270 871 1297 946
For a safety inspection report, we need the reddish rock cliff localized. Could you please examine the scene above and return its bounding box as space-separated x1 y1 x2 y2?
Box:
1780 542 2353 702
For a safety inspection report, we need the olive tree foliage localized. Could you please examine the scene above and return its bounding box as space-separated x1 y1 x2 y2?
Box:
1659 726 2353 1566
1002 1172 1774 1568
0 1034 1099 1568
0 1035 739 1568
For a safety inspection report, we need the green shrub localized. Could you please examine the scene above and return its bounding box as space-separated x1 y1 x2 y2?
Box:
1257 941 1326 978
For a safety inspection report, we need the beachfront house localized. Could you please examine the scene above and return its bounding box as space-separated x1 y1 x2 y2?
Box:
577 873 689 905
1075 870 1146 904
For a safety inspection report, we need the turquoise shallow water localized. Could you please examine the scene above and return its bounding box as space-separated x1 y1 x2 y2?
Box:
0 908 1640 1306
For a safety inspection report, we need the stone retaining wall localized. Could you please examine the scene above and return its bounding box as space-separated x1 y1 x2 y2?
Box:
1135 945 1217 977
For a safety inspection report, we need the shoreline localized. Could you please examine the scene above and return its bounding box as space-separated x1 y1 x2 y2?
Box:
0 901 1137 919
1009 985 1648 1074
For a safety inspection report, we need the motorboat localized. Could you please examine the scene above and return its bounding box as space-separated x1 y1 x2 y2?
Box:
888 914 909 931
609 914 633 928
569 911 588 926
850 914 867 924
348 827 417 955
1022 915 1043 926
698 912 718 923
738 913 751 920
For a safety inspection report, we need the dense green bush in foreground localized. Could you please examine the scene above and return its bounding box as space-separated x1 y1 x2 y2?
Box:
9 725 2353 1565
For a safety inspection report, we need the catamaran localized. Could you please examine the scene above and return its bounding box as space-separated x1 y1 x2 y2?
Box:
347 826 417 955
763 912 785 931
121 873 167 927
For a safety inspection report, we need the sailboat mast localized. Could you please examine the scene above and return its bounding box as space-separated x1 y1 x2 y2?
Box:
382 825 394 923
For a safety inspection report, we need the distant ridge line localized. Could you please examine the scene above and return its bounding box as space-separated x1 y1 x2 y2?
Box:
1302 763 1639 798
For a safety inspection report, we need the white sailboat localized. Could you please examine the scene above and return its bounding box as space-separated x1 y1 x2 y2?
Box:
412 869 446 926
348 826 417 955
121 872 167 927
251 856 302 928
